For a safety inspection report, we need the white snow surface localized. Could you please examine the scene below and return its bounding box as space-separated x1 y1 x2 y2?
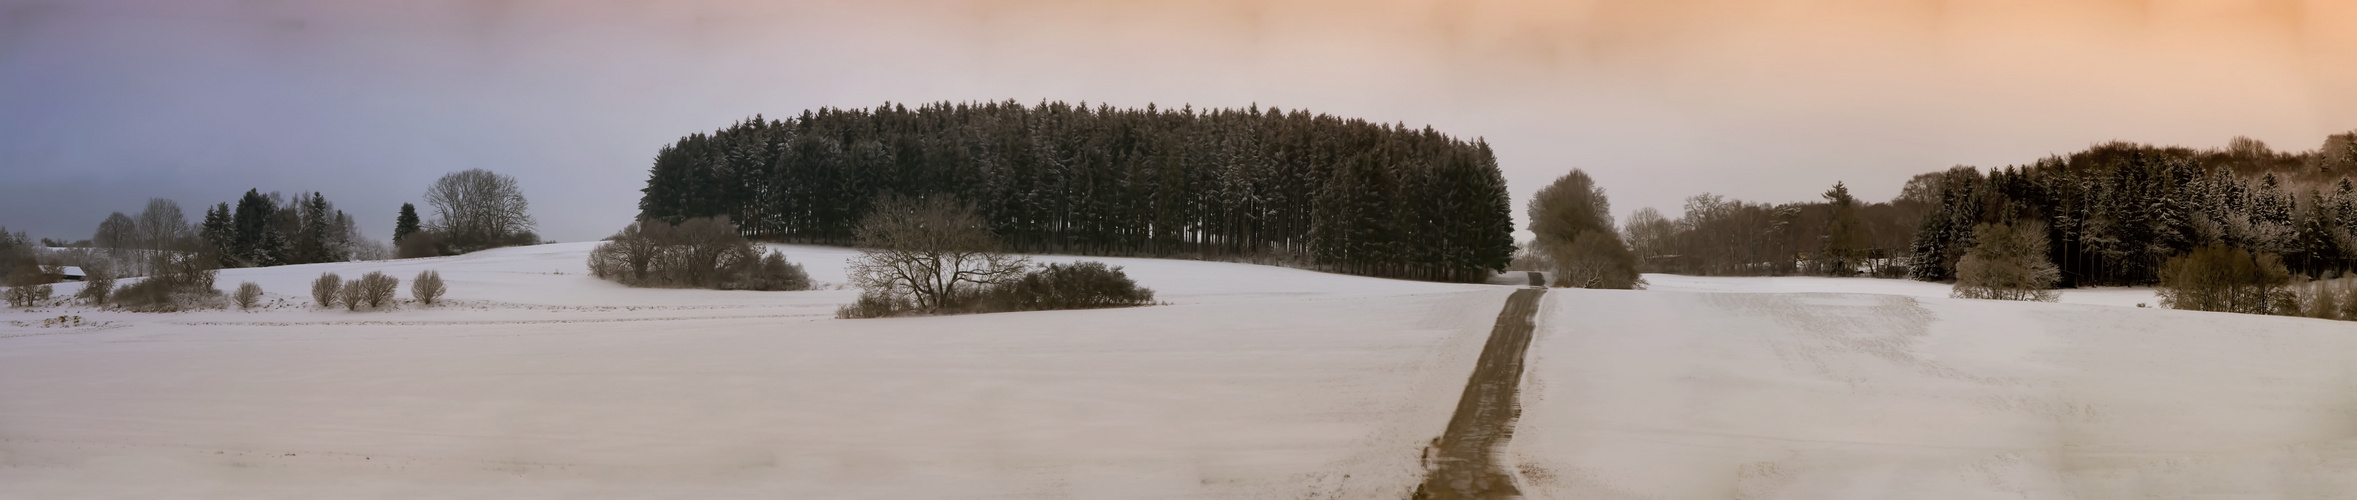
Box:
1512 286 2357 499
1 243 1507 499
7 245 2354 499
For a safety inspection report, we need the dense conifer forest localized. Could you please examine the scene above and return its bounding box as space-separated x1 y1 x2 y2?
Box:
637 101 1517 282
1909 136 2357 286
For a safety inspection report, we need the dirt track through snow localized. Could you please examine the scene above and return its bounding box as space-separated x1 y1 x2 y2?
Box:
1415 287 1544 500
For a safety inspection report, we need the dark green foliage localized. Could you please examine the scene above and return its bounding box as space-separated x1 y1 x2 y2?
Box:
1819 182 1872 276
976 262 1156 312
231 189 285 266
394 203 421 244
637 101 1515 283
1908 139 2357 286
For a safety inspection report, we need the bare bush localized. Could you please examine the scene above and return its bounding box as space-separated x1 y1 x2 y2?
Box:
76 264 114 306
835 291 911 319
845 196 1029 313
2159 246 2296 314
586 216 811 291
355 271 398 309
732 251 811 292
4 266 51 307
412 270 446 305
1951 222 2060 301
1556 232 1645 289
339 280 367 311
312 273 343 308
108 248 220 312
234 282 263 309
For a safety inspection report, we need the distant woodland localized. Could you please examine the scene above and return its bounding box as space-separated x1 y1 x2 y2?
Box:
637 101 1517 282
1628 133 2357 288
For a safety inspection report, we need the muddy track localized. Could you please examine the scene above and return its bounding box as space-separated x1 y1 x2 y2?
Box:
1413 287 1544 500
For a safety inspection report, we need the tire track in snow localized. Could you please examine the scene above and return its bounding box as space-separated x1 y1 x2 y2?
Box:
1414 287 1543 500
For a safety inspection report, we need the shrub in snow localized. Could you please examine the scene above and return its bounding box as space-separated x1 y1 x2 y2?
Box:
587 216 812 291
312 273 343 308
109 252 221 312
339 280 368 311
76 264 114 306
1950 222 2059 302
974 262 1156 313
835 291 910 319
2158 246 2295 314
727 251 810 292
342 271 399 310
5 282 51 308
233 282 264 310
412 270 446 305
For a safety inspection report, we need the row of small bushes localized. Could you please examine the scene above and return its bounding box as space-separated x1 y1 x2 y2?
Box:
837 261 1157 319
310 270 446 310
587 217 812 291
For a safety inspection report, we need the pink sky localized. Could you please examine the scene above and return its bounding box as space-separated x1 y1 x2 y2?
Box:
4 0 2354 241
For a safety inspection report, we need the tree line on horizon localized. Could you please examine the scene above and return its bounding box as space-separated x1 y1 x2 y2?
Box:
636 101 1517 282
1604 133 2357 290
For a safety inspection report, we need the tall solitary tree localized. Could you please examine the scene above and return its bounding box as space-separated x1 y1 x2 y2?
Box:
1529 169 1641 289
394 203 421 244
1820 181 1872 276
424 169 536 253
133 198 189 251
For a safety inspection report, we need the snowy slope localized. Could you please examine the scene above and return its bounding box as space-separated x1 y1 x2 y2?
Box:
0 243 1509 499
1510 287 2357 499
1643 273 2166 308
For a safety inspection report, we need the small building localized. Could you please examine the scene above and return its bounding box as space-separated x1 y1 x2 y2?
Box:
41 266 85 282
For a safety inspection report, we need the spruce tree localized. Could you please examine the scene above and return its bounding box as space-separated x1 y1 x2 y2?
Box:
395 203 421 244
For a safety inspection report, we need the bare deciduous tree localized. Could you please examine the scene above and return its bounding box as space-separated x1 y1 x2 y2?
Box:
93 212 137 250
846 196 1028 313
134 198 189 251
424 169 536 253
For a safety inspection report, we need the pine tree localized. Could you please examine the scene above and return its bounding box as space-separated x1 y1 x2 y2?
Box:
1820 181 1871 276
394 203 421 244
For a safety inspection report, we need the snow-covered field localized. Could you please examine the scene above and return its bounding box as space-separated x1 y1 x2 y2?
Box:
1512 286 2357 498
5 244 2352 499
0 243 1507 498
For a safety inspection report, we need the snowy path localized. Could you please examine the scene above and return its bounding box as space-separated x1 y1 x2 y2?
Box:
1415 287 1544 500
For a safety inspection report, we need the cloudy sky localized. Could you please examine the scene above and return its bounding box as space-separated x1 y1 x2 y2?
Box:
4 0 2355 243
